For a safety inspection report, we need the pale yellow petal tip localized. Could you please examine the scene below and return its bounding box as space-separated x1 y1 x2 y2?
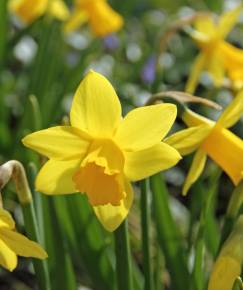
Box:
182 185 189 196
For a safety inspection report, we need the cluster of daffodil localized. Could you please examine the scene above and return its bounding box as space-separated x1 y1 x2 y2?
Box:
9 0 123 36
186 4 243 93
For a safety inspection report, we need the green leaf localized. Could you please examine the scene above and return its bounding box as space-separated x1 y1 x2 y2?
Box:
150 173 190 290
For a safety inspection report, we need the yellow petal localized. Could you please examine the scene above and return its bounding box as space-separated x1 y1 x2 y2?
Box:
124 143 181 181
22 126 91 160
217 90 243 128
182 108 215 127
219 41 243 66
93 179 133 232
0 239 17 271
64 10 89 33
70 70 121 138
194 16 215 36
0 209 15 229
202 126 243 185
208 216 243 290
185 52 207 94
206 51 225 87
115 104 177 151
85 0 123 37
217 5 242 39
9 0 48 24
208 256 241 290
36 159 80 194
165 125 212 156
0 228 47 259
48 0 70 21
183 148 207 195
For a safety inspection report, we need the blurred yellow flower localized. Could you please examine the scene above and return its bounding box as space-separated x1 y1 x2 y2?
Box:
0 208 47 271
165 91 243 195
208 215 243 290
9 0 70 24
186 5 243 93
22 70 181 231
64 0 123 37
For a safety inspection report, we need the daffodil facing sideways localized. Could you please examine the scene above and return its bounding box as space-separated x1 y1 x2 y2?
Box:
64 0 123 37
207 215 243 290
22 71 181 231
0 208 47 271
165 90 243 195
186 5 243 93
9 0 70 24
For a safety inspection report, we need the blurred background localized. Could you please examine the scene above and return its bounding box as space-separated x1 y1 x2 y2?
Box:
0 0 242 289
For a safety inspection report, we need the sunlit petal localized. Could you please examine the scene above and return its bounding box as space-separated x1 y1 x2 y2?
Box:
115 104 177 151
36 159 80 194
217 5 242 39
165 125 212 155
0 228 47 259
0 240 17 271
185 52 207 94
22 126 91 160
217 90 243 129
183 148 207 195
124 143 181 181
70 71 121 138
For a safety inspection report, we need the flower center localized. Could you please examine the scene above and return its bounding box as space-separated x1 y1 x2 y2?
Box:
73 139 125 206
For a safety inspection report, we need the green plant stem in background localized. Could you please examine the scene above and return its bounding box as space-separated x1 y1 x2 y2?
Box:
220 181 243 248
114 220 134 290
150 173 190 290
0 0 8 70
140 179 154 290
21 202 51 290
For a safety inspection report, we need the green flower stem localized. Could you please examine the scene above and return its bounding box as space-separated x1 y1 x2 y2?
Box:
220 181 243 247
114 220 134 290
21 202 51 290
140 179 154 290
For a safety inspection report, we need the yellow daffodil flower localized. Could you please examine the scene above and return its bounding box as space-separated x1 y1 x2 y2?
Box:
208 215 243 290
9 0 70 24
0 208 47 271
22 70 181 231
165 91 243 195
186 5 243 93
64 0 123 37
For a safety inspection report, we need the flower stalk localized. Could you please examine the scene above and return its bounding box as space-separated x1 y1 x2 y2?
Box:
114 220 134 290
140 179 154 290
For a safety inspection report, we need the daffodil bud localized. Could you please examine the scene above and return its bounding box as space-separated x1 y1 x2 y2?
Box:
0 160 32 204
208 215 243 290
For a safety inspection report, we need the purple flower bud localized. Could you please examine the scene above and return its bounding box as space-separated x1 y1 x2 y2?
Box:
103 34 120 51
141 55 156 85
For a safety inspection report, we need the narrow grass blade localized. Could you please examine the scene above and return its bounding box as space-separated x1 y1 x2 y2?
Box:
150 173 190 290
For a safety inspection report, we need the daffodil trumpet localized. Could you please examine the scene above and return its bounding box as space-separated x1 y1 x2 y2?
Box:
185 5 243 93
156 90 243 195
0 160 50 288
22 70 182 232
